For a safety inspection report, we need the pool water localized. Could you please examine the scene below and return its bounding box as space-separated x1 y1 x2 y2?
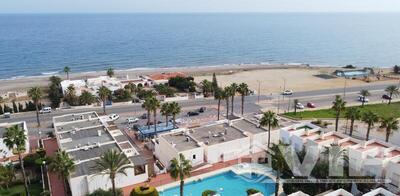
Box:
160 171 275 196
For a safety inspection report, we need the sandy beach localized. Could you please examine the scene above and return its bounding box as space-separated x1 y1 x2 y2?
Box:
0 63 396 97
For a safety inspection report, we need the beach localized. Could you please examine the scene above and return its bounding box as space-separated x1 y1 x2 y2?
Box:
0 63 396 98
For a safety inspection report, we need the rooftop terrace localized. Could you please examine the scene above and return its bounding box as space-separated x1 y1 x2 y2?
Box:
232 119 267 134
162 131 200 151
191 123 247 146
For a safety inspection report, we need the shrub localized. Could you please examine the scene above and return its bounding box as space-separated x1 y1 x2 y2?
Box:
88 188 123 196
113 88 132 102
202 190 216 196
168 76 196 92
154 84 175 97
130 186 159 196
246 188 260 195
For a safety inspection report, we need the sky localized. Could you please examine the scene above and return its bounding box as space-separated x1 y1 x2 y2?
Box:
1 0 400 13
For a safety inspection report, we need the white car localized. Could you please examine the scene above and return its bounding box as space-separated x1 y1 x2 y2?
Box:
108 114 120 121
295 103 304 109
39 107 52 114
3 112 11 118
126 117 139 124
358 96 369 102
282 90 293 95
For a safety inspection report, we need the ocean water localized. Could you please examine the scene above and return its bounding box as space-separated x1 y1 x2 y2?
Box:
0 13 400 79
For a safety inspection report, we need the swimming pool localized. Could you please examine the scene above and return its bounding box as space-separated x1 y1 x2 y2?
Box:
160 171 275 196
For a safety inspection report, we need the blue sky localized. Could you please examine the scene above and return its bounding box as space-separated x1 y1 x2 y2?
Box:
1 0 400 13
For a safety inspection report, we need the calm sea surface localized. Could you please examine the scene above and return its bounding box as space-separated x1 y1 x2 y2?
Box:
0 13 400 79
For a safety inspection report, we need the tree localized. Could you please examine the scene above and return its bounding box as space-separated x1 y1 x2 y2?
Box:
359 89 370 107
260 111 279 148
0 104 3 115
92 150 133 196
169 153 192 196
229 83 238 115
64 84 79 106
222 87 230 119
394 65 400 74
142 97 153 129
107 67 115 78
113 88 132 102
12 100 18 113
214 87 223 120
169 102 181 127
3 125 30 196
345 108 361 136
49 150 75 196
28 87 42 127
63 66 71 79
361 111 379 141
48 76 62 108
211 73 218 92
79 91 96 105
200 80 213 97
0 164 15 189
0 96 3 103
237 83 249 116
149 97 160 135
380 117 399 142
270 144 288 196
293 99 299 114
385 85 399 104
332 95 346 132
124 82 137 96
161 102 171 127
98 86 112 114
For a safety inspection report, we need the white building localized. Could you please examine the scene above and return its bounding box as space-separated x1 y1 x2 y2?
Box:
60 76 123 97
53 112 148 196
155 118 281 168
0 121 29 165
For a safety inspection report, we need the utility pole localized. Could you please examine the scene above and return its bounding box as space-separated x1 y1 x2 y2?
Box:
343 78 347 99
257 80 261 103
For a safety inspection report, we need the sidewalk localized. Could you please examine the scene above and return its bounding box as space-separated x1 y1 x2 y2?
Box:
43 138 66 196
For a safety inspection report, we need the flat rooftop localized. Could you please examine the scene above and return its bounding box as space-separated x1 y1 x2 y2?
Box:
191 123 247 146
162 132 200 151
59 126 113 150
0 122 25 136
54 112 98 124
232 119 267 134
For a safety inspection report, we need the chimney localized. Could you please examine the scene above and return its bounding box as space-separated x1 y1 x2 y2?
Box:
186 137 191 142
98 130 102 136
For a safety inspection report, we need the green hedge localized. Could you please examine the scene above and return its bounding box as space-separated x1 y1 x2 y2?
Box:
130 186 159 196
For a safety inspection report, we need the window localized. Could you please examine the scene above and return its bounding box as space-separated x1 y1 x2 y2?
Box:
192 154 196 160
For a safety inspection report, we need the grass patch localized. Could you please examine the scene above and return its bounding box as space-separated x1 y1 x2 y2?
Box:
284 102 400 120
0 182 42 196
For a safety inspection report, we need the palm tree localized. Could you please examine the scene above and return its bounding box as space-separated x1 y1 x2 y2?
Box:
169 102 181 127
214 87 223 120
169 153 192 196
380 117 399 142
222 87 230 119
79 90 96 105
147 97 160 135
49 150 75 196
124 82 137 96
359 89 370 107
98 86 111 114
270 144 288 196
293 99 299 114
63 66 71 79
142 97 153 129
92 150 133 196
260 111 279 148
28 87 42 127
0 164 15 189
161 102 171 127
3 125 30 196
361 111 379 141
200 79 213 97
385 85 399 104
345 108 361 136
229 83 238 115
332 95 346 132
107 67 115 78
237 83 249 116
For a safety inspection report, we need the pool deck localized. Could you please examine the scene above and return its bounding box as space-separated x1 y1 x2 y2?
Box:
122 158 252 195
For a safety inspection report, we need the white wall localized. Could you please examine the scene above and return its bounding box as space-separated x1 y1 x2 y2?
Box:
154 137 179 167
180 147 204 167
69 176 89 196
205 137 251 164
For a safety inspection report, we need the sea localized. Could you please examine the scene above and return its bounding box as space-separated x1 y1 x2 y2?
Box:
0 13 400 80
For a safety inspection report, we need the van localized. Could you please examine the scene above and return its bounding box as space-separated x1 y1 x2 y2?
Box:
39 107 52 114
3 112 11 118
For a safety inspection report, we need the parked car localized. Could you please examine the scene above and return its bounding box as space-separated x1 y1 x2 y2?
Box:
358 95 369 102
282 90 293 95
307 102 316 108
382 94 392 100
108 114 120 121
39 107 52 114
198 107 206 113
187 111 200 116
3 112 11 119
295 103 304 109
126 117 139 124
